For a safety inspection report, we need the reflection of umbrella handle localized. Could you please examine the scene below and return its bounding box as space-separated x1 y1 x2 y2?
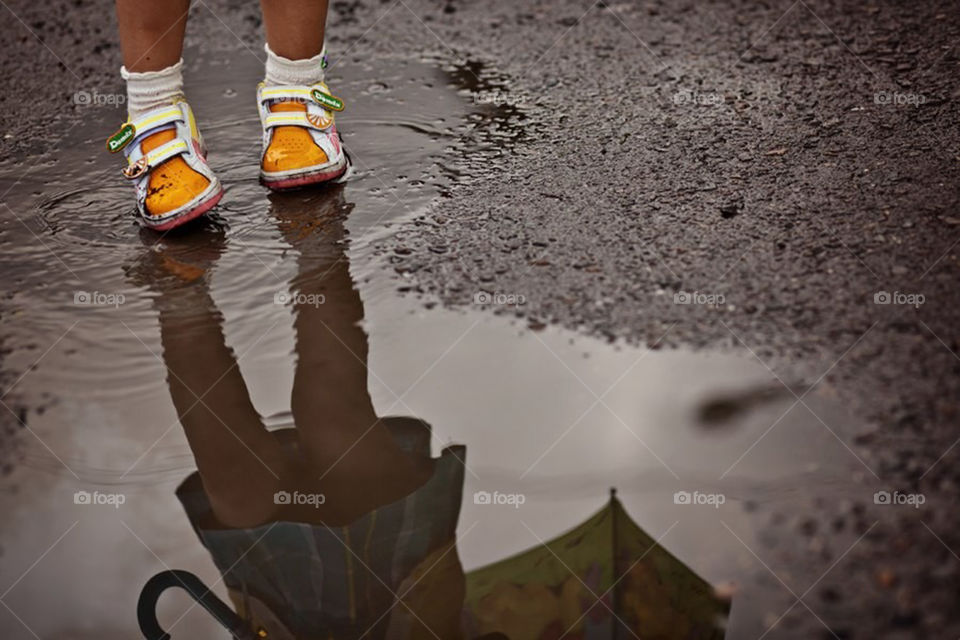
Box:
137 570 259 640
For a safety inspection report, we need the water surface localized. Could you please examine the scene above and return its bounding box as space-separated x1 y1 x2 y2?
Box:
0 51 874 639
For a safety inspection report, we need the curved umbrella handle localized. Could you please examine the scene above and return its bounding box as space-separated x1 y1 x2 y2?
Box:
137 570 260 640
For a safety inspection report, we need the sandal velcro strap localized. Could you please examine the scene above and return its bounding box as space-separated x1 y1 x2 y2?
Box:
263 111 334 131
107 105 185 154
130 105 185 137
121 138 189 179
260 84 345 112
143 138 189 166
259 85 315 103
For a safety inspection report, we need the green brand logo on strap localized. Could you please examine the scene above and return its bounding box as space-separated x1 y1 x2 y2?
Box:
106 123 136 153
311 89 345 112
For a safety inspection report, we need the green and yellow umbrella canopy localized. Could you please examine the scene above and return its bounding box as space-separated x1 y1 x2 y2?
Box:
463 491 729 640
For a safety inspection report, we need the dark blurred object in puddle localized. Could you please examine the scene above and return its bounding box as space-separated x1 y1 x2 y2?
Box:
697 384 793 427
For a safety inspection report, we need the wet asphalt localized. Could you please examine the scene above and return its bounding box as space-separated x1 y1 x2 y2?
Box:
2 0 960 637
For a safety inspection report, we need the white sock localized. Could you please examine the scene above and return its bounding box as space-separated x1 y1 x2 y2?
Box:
264 43 326 86
121 59 185 120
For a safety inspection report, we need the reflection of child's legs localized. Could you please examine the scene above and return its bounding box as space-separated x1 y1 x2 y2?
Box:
288 253 384 461
156 284 291 528
268 198 433 524
287 262 435 523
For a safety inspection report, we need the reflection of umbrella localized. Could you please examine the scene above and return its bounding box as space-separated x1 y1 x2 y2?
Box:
462 489 729 640
137 570 261 640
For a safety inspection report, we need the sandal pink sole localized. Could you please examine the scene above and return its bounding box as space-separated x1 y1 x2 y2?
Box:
143 187 224 231
261 163 347 191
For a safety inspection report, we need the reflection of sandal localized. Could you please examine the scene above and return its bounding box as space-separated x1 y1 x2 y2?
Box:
107 100 223 230
257 83 349 190
123 225 227 291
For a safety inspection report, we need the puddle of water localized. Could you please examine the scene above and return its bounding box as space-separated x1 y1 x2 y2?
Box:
0 52 873 640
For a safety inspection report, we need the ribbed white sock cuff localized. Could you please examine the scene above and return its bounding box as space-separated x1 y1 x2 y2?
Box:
264 43 326 86
121 59 185 120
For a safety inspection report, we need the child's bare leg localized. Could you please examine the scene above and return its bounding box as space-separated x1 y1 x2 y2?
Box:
113 1 220 229
115 0 190 72
260 0 329 59
257 1 349 189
